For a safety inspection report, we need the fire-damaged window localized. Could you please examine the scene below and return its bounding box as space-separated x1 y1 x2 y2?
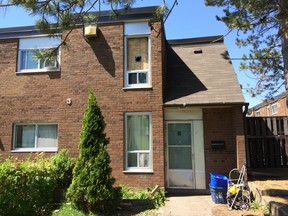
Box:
124 22 151 88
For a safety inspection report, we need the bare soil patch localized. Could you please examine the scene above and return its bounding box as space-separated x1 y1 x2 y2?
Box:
212 204 263 216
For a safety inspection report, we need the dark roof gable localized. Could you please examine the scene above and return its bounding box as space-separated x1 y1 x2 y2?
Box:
251 91 286 110
164 35 245 106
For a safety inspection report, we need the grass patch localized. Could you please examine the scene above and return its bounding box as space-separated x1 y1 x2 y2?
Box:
52 203 99 216
51 186 166 216
250 200 261 210
120 185 166 209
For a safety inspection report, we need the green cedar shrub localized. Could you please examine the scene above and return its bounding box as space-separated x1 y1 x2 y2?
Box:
66 89 121 213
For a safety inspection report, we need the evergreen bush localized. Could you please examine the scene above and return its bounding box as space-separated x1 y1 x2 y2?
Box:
66 89 121 212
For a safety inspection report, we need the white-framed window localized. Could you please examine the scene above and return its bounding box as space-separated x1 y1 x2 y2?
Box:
255 110 260 117
124 22 151 88
271 103 278 115
17 36 61 73
124 112 152 172
13 123 58 152
266 107 270 116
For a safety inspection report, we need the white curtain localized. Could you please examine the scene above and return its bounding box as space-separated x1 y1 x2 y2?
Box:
19 125 35 148
127 115 149 151
37 125 57 148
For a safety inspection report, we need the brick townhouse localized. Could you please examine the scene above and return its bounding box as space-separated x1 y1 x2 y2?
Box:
248 91 288 117
0 6 246 191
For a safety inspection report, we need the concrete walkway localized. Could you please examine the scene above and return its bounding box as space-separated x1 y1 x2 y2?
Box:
156 195 263 216
157 195 214 216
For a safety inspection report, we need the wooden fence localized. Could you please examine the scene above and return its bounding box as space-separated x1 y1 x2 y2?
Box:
245 117 288 168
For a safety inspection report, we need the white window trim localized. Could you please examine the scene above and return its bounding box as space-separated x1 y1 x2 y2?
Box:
124 35 151 89
124 112 153 172
266 107 270 116
271 103 278 115
17 49 61 74
17 36 61 73
255 110 260 117
12 123 58 152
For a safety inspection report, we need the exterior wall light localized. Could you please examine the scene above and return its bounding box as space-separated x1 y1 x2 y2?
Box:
84 23 98 39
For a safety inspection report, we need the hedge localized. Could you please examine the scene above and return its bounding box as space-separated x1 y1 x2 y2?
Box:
0 150 74 216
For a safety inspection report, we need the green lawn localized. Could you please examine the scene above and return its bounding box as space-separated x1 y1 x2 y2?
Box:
52 203 99 216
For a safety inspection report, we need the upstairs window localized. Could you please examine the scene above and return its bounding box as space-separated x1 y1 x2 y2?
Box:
271 103 278 115
13 123 58 152
17 36 61 73
124 22 151 88
255 110 260 117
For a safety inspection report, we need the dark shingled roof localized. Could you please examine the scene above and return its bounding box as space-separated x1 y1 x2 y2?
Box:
251 91 286 110
0 6 158 39
164 36 245 106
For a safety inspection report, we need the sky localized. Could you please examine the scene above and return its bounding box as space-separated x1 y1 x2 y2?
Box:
0 0 269 107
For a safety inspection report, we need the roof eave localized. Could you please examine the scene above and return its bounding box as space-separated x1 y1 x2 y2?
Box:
0 6 159 40
164 102 248 108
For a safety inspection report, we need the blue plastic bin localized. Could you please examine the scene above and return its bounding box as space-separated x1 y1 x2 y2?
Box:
209 184 227 204
210 173 228 188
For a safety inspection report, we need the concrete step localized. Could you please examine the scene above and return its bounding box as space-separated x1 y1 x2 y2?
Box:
249 181 288 216
263 196 288 216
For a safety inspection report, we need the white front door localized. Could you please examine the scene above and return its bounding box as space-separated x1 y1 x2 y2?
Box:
167 122 194 188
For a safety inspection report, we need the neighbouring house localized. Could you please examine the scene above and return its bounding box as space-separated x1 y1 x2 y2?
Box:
0 6 246 191
248 92 288 117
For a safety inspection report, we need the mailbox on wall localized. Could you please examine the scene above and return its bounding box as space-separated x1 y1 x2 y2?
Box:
211 141 225 149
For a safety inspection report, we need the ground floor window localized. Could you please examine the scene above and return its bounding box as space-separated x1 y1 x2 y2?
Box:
125 112 152 172
13 123 58 151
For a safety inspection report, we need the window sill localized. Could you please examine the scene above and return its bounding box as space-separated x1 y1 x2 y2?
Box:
123 170 154 174
123 86 152 90
16 69 60 74
11 148 58 153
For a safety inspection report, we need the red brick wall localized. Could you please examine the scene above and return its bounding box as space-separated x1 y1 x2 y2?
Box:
203 106 245 187
254 97 288 117
0 22 165 188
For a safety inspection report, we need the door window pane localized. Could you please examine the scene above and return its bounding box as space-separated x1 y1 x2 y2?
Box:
168 123 191 145
169 147 192 169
